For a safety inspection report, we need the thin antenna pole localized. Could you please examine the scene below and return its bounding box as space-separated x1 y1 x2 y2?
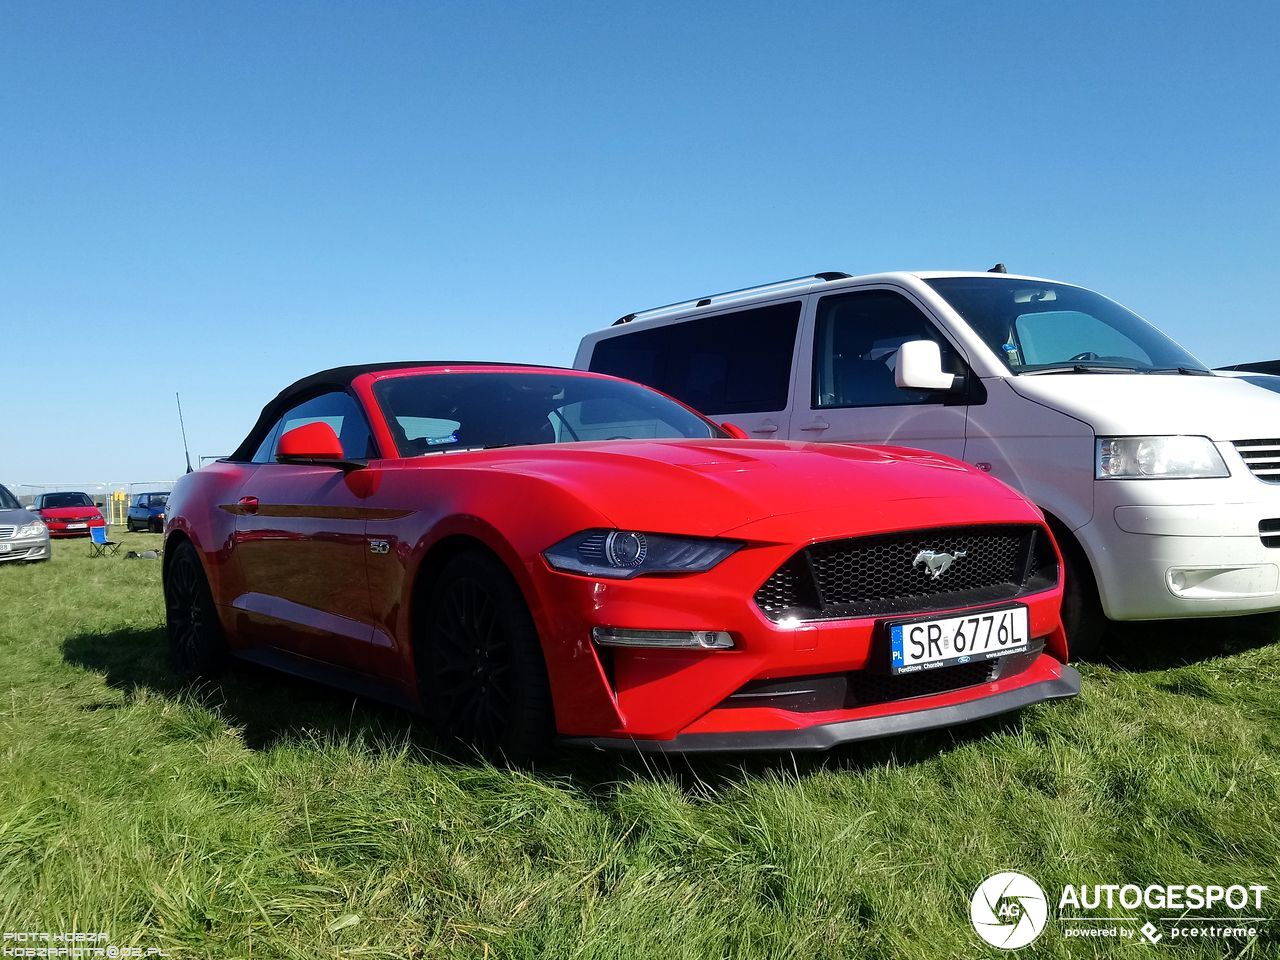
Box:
176 392 194 474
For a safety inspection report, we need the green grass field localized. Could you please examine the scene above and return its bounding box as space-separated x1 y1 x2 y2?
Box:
2 533 1279 958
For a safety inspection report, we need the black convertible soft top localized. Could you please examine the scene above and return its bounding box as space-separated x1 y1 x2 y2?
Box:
227 360 560 461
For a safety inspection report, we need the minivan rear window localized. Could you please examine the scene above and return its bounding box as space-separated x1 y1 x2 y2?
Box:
588 301 802 415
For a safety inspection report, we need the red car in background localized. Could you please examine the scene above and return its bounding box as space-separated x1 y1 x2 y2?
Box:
163 362 1078 758
31 492 107 537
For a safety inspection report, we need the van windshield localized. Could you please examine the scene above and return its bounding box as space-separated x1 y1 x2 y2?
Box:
926 278 1208 375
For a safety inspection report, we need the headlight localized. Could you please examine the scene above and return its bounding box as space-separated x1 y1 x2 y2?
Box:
16 521 47 539
544 529 742 579
1096 436 1229 479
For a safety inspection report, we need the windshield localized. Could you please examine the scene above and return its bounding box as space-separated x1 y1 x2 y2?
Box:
374 372 721 456
146 494 169 508
0 485 19 511
926 278 1208 374
41 492 94 509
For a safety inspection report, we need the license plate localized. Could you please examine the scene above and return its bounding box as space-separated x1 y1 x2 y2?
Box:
0 543 10 553
890 606 1029 674
68 522 87 529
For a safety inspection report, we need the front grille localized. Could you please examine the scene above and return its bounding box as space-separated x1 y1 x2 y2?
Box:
1262 520 1280 549
724 647 1041 713
1234 440 1280 483
847 660 997 705
754 524 1057 621
0 525 14 541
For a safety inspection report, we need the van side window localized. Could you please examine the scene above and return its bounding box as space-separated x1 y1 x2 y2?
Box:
588 301 802 415
812 290 963 409
258 391 378 462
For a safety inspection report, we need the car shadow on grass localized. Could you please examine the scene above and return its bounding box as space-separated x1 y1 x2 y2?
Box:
1097 610 1280 673
62 624 1045 797
62 625 442 755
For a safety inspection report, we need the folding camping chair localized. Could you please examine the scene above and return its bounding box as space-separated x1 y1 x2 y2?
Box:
88 525 121 558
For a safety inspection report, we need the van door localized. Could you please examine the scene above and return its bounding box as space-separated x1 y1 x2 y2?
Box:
585 300 804 438
793 286 970 457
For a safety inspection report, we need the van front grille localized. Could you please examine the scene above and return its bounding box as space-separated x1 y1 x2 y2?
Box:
1235 440 1280 483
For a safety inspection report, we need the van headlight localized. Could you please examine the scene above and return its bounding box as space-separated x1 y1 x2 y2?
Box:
544 530 741 579
1096 436 1229 479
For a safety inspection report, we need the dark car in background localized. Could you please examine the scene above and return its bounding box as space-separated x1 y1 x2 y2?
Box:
127 491 169 532
1219 360 1280 376
0 484 50 562
1216 368 1280 396
31 491 106 537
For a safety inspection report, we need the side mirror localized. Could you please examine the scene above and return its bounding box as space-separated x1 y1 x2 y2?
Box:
895 340 958 391
720 422 749 440
276 422 353 466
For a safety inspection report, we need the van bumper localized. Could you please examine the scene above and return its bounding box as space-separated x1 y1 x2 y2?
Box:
1081 474 1280 620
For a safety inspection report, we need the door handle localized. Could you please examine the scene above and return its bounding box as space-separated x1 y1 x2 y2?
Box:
799 421 830 431
752 423 780 434
238 496 260 514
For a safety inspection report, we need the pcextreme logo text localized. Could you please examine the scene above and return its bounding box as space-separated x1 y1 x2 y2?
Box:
970 873 1270 949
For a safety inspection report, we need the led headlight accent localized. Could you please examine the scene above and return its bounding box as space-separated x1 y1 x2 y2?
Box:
592 627 735 649
544 529 741 579
1096 436 1229 479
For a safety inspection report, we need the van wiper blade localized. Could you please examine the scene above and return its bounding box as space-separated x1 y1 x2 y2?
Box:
1149 366 1214 376
1020 363 1141 375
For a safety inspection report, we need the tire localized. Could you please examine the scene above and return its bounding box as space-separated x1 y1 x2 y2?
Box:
1059 537 1106 661
150 519 162 534
164 540 227 679
417 550 554 762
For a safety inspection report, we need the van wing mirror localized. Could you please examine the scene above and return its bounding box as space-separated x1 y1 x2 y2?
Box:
895 340 958 391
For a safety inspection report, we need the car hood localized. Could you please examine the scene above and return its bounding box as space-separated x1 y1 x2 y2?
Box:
0 507 39 525
470 438 1038 540
39 506 101 519
1008 373 1280 440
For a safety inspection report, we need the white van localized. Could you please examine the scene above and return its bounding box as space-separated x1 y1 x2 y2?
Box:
574 270 1280 654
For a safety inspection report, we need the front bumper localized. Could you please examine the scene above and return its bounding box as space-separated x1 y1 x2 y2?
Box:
526 524 1069 746
0 536 50 561
1082 467 1280 620
45 519 105 538
563 663 1080 752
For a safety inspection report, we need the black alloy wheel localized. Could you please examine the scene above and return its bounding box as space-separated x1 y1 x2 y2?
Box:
420 551 553 761
165 540 227 678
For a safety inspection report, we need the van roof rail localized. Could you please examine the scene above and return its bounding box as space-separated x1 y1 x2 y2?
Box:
611 271 852 325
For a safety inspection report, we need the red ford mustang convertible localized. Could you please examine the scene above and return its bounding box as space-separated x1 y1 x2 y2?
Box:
163 362 1078 757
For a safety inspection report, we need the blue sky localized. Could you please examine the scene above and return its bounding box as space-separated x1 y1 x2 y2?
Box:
4 1 1278 486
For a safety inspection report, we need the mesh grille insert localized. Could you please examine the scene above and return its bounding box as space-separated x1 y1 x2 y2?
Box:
755 525 1055 621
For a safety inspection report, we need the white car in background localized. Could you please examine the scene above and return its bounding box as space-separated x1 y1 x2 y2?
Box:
576 269 1280 655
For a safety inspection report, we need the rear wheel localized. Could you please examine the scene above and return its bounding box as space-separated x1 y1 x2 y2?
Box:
418 550 554 761
164 540 227 679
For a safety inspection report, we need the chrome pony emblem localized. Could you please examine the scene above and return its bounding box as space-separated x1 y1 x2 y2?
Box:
913 549 967 579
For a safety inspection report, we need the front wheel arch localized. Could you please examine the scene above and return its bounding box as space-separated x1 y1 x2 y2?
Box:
1040 509 1107 660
